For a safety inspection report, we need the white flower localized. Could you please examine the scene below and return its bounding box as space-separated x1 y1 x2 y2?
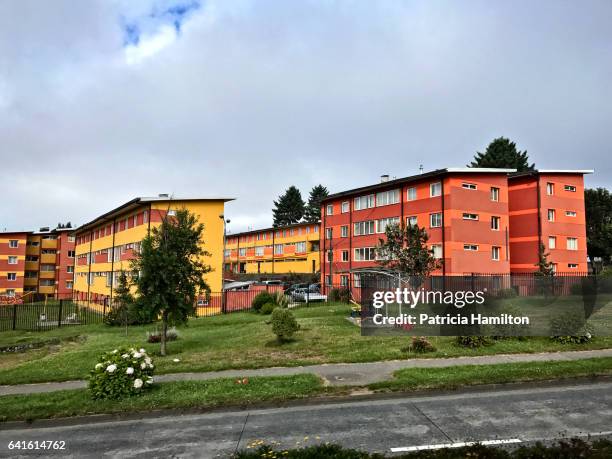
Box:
95 363 103 369
133 352 142 359
145 357 152 365
112 349 118 354
149 364 154 369
106 364 117 373
173 358 180 363
146 377 154 384
139 348 146 354
126 367 134 375
122 353 129 359
141 362 146 370
133 378 143 389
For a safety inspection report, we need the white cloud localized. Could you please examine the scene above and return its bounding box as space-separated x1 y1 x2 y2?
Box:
125 25 178 64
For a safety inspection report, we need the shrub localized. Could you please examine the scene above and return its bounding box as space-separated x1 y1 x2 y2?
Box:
401 336 436 353
550 310 594 343
496 287 517 299
489 305 530 339
104 302 148 326
146 327 179 343
252 291 274 312
328 288 350 303
261 302 277 315
89 347 154 400
271 291 289 308
455 335 493 348
271 308 300 342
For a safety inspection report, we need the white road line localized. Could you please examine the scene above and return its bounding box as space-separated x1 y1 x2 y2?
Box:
390 438 522 452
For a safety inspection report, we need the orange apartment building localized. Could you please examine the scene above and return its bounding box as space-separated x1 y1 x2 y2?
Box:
320 168 516 288
508 170 592 273
0 226 75 300
73 195 231 306
224 222 320 275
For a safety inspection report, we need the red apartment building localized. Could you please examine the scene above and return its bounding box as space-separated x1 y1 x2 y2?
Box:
320 168 516 288
508 170 592 273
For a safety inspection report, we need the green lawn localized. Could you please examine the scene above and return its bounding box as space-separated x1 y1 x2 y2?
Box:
2 358 612 422
1 302 612 385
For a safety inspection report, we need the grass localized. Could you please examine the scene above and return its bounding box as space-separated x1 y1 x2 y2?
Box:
370 356 612 391
1 302 612 385
0 374 326 422
1 358 612 423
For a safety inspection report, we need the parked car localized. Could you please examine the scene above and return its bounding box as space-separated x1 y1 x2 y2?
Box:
290 288 327 303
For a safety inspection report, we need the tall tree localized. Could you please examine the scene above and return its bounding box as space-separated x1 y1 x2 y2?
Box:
114 271 134 336
585 187 612 266
131 208 211 355
535 242 555 276
272 186 305 227
304 184 329 223
376 223 440 281
470 137 534 171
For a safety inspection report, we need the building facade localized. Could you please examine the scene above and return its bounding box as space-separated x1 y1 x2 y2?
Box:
0 227 75 299
74 196 231 305
224 222 320 275
508 170 591 273
320 168 516 288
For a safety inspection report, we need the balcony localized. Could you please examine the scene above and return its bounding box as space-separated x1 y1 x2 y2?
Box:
25 261 39 271
41 239 58 249
39 271 55 279
40 253 57 264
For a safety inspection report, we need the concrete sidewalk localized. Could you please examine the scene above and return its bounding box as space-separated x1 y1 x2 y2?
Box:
1 348 611 396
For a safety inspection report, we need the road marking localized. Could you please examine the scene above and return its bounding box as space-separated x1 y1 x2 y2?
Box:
390 438 522 452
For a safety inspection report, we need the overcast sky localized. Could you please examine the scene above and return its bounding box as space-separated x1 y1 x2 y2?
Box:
1 0 610 234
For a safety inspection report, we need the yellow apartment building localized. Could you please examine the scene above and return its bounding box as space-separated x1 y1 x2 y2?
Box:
73 195 232 305
224 222 321 275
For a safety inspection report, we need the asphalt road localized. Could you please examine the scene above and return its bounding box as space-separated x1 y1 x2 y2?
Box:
1 380 611 458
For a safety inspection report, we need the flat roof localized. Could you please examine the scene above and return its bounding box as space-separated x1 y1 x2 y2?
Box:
510 169 594 179
76 196 235 234
227 220 319 238
322 167 517 201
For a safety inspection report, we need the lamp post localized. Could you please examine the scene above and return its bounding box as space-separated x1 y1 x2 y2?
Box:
219 215 230 313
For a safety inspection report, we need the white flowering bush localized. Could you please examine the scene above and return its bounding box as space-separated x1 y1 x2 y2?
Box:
89 347 154 399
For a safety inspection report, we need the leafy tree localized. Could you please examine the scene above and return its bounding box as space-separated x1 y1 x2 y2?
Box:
304 185 329 223
105 271 137 332
131 208 212 355
585 188 612 266
535 242 554 276
376 223 440 282
470 137 534 171
272 186 305 227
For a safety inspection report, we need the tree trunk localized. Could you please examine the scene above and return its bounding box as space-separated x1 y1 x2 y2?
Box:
160 312 168 356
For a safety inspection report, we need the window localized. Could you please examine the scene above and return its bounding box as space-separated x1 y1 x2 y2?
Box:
431 244 442 259
354 247 376 261
7 273 16 281
551 263 557 273
106 274 112 287
239 248 246 257
567 237 578 251
430 213 442 228
354 221 375 236
5 289 15 297
255 246 264 256
326 250 333 262
464 244 478 251
143 210 148 224
167 210 176 217
40 264 55 271
564 185 576 192
406 216 417 227
407 187 417 201
548 209 556 222
340 225 348 238
8 240 18 248
66 281 73 289
26 255 38 262
354 194 375 210
295 242 306 253
549 236 556 249
376 217 400 233
325 228 333 239
68 235 75 242
491 187 500 202
546 182 554 195
68 250 75 258
340 275 349 287
274 244 283 255
430 182 442 197
341 250 349 262
341 201 349 213
462 183 477 190
8 256 17 264
325 275 332 287
353 273 361 288
376 189 400 206
568 263 578 269
326 204 334 216
67 266 74 273
40 279 55 287
565 211 577 217
462 213 479 221
491 216 500 230
492 246 500 261
25 271 37 279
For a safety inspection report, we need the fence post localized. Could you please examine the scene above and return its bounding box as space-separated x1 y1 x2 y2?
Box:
222 291 227 314
103 298 107 318
12 303 17 330
58 299 63 328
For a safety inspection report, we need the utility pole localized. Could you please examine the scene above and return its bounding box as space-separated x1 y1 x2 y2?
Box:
219 215 230 313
